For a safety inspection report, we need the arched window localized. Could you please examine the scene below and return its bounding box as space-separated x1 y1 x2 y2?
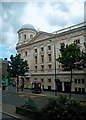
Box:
30 34 33 39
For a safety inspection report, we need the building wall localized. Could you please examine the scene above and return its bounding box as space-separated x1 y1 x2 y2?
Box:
16 22 86 93
0 58 8 87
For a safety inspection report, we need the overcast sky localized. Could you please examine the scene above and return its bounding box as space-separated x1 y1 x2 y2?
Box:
0 0 86 60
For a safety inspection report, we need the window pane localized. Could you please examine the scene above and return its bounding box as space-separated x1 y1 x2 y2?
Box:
75 79 77 83
82 79 84 84
78 79 80 84
75 87 77 92
82 88 85 93
24 35 26 39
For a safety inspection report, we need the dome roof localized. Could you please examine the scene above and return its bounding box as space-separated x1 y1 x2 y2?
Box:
20 24 35 30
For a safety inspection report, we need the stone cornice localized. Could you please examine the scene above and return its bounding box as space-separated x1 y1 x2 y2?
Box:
16 22 86 50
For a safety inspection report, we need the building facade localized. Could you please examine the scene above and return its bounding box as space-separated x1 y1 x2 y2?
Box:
16 22 86 93
0 58 8 86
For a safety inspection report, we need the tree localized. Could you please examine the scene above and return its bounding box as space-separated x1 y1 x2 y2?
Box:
57 43 81 97
42 96 86 120
7 54 29 92
80 51 86 68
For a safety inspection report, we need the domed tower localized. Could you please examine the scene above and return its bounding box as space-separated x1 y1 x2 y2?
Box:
17 24 37 46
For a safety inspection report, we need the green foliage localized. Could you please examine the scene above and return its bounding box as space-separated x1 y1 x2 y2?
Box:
22 98 37 111
81 51 86 68
7 54 29 77
41 96 86 120
57 43 81 70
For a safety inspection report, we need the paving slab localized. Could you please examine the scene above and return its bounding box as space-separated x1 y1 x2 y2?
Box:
2 103 33 120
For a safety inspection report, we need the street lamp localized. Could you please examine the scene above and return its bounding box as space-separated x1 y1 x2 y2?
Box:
49 40 57 96
70 55 73 97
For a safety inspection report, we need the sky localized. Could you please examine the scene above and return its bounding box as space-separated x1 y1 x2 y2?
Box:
0 0 86 60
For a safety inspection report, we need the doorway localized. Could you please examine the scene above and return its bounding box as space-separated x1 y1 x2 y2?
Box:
64 82 70 93
57 82 62 92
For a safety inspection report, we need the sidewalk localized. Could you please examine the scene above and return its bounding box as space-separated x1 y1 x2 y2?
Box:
19 89 86 101
0 104 2 120
2 103 33 120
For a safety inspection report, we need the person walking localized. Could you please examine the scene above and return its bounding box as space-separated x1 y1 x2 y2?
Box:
5 76 9 91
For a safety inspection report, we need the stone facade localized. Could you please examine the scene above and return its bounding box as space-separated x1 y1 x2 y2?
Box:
16 22 86 93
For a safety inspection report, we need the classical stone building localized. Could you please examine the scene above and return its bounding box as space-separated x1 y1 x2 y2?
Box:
16 22 86 93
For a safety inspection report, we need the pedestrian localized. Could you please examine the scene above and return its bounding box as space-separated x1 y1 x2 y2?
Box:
5 76 9 91
13 80 16 87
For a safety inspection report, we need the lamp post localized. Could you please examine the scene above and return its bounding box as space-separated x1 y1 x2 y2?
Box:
70 55 73 97
54 44 57 96
49 40 57 96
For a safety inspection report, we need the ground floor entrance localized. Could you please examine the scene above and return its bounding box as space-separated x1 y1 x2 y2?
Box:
64 82 71 93
57 82 62 92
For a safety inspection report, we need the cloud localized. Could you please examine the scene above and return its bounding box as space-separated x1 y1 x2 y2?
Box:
21 1 84 32
45 2 84 29
44 3 69 27
1 1 85 59
2 2 27 45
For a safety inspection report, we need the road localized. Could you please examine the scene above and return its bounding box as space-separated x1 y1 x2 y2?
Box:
2 86 48 109
2 85 86 107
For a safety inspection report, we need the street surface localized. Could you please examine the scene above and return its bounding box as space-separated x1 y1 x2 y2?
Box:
2 90 48 109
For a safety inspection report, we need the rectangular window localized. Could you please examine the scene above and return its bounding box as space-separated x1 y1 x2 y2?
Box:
35 66 37 72
78 79 80 84
82 88 85 93
74 39 80 44
75 87 77 92
48 65 52 70
48 45 51 50
59 65 60 69
75 79 77 83
41 47 44 51
60 43 65 49
41 65 44 71
41 55 44 63
35 49 37 53
35 56 37 64
78 88 81 92
41 79 44 82
48 54 51 62
82 79 84 84
48 86 51 90
24 35 26 39
25 51 27 56
48 79 51 82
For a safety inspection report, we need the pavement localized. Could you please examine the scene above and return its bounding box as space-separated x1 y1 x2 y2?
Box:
0 104 2 120
2 103 32 120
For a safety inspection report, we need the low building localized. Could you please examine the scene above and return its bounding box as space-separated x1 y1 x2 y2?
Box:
0 58 8 86
16 22 86 94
